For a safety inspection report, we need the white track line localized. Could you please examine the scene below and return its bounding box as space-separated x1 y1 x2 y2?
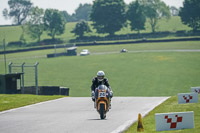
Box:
0 97 66 115
110 97 170 133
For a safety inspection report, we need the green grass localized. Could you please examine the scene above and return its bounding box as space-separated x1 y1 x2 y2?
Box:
1 40 200 60
0 41 200 132
0 17 199 132
1 41 200 97
0 94 64 112
117 16 192 35
125 96 200 133
0 22 77 45
152 16 192 32
79 41 200 53
0 16 192 47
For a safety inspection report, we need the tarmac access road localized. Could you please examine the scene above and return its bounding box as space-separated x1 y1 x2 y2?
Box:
1 49 200 62
91 49 200 55
0 97 169 133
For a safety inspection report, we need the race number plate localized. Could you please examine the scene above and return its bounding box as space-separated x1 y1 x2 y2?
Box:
99 92 106 97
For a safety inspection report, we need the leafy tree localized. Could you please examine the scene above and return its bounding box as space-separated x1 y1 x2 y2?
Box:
70 14 78 22
2 9 9 20
75 4 92 21
170 6 179 16
61 4 92 22
179 0 200 31
71 21 91 38
61 11 75 22
127 0 146 33
43 9 66 40
26 7 44 43
61 11 70 22
90 0 126 36
142 0 171 33
3 0 33 25
20 25 26 45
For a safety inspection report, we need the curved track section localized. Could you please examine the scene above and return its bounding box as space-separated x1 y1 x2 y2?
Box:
0 97 169 133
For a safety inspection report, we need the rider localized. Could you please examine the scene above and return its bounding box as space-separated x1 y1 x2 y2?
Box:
91 71 113 104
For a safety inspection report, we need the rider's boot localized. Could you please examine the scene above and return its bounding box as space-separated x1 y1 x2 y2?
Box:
94 101 96 108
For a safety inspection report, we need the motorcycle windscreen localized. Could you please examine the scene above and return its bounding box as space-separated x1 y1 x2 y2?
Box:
97 85 110 98
98 85 107 91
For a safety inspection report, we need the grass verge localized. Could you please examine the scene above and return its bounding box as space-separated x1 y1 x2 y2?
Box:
125 96 200 133
1 40 200 61
0 41 200 97
0 94 65 112
0 16 193 47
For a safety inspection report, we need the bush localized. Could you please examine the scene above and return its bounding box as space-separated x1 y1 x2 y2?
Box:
7 41 23 47
40 39 64 45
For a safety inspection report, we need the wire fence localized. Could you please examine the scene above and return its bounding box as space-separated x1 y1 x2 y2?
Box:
9 62 39 94
0 41 3 50
70 35 145 43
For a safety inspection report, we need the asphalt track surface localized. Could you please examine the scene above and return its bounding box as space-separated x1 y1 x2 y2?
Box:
0 97 169 133
90 49 200 56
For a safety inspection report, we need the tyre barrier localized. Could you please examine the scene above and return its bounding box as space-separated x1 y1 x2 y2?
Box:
23 86 69 96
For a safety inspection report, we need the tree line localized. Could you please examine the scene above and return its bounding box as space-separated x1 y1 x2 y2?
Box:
2 0 200 44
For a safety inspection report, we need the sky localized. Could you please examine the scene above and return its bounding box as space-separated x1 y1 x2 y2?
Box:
0 0 184 25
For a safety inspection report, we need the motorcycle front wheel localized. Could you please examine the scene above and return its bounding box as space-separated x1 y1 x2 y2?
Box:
100 104 106 119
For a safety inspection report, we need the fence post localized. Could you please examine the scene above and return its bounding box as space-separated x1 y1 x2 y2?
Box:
8 62 39 95
54 44 57 57
21 62 25 94
9 62 12 73
35 62 39 95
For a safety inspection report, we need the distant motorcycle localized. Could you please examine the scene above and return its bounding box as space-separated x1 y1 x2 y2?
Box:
94 85 111 119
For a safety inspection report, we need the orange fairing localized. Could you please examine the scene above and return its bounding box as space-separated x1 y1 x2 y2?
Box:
96 89 109 111
95 85 110 119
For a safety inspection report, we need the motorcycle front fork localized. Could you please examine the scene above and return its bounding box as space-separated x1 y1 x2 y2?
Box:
94 100 111 109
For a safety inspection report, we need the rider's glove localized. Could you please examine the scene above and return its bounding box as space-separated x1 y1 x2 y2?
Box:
110 91 113 98
91 91 95 101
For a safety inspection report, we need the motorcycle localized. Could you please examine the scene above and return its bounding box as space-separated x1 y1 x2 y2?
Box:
94 85 111 119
